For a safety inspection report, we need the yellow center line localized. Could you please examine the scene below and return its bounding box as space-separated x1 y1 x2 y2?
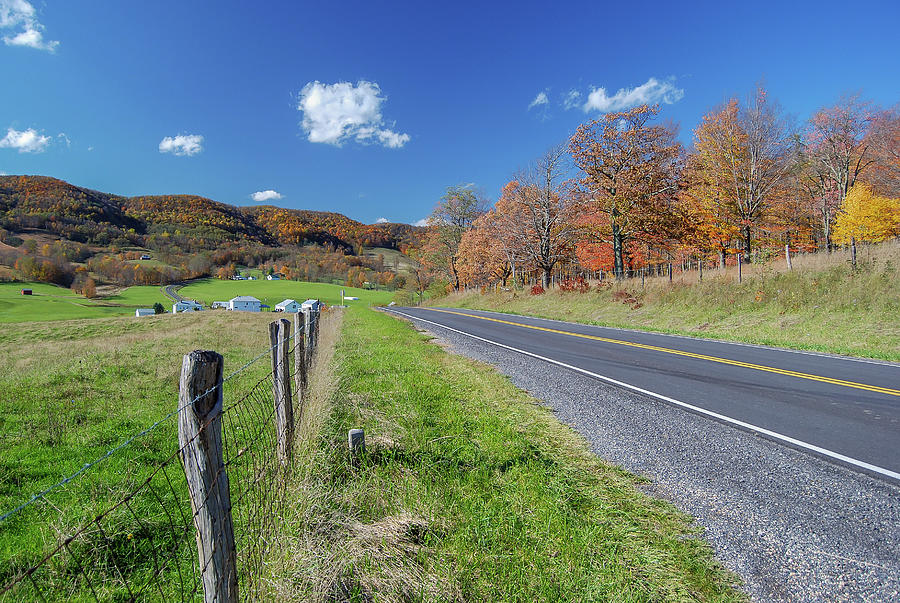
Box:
421 308 900 397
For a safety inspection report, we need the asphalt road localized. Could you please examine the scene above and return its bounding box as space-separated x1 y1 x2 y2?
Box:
390 306 900 482
388 306 900 599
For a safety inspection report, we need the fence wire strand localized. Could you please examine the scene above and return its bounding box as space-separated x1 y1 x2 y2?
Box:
1 312 318 602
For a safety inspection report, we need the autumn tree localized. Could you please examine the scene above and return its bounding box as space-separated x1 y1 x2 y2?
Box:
570 104 682 279
457 211 514 287
420 185 486 290
499 145 579 288
801 95 876 249
831 183 900 244
689 87 794 260
864 105 900 197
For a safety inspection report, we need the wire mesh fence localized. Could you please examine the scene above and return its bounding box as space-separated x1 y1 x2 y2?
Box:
1 309 319 602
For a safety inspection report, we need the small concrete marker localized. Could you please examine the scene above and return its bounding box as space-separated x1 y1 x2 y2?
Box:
348 428 366 456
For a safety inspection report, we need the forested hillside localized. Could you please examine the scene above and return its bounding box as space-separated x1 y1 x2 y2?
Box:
0 175 423 289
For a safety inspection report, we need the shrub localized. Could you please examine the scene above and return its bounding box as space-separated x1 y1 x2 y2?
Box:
530 284 545 295
559 277 590 293
153 302 165 314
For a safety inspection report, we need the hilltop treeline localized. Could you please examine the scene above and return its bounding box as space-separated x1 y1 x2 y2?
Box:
0 175 423 287
0 176 422 252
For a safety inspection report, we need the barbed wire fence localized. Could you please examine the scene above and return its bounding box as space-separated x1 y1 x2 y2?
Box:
1 306 322 602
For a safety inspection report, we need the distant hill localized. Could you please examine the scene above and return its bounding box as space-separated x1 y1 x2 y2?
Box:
0 175 424 252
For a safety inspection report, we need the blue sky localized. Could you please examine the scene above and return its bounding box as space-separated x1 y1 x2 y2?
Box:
1 1 898 225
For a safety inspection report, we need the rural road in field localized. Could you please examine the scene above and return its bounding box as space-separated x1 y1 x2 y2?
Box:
387 306 900 600
392 306 900 480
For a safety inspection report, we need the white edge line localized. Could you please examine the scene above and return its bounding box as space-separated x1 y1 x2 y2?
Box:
445 307 900 368
388 308 900 483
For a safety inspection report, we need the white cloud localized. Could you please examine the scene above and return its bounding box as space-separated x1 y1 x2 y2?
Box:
582 77 684 113
1 0 58 51
528 91 549 110
251 189 283 202
375 217 389 224
297 80 410 148
563 89 582 110
57 132 70 147
0 127 50 153
413 218 429 227
158 134 204 156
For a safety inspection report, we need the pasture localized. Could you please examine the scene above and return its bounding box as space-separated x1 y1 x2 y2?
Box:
0 282 168 323
177 278 393 308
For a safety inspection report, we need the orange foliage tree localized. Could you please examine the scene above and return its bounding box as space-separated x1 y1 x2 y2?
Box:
570 104 683 279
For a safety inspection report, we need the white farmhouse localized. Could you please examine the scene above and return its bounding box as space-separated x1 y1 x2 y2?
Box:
266 274 281 281
301 299 323 312
275 299 300 313
173 300 203 313
211 301 228 309
135 308 155 317
228 296 262 312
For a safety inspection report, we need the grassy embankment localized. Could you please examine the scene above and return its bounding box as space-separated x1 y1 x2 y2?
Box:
269 308 742 601
438 242 900 361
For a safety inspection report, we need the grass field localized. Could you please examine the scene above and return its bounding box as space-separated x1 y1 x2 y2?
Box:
178 278 393 308
0 310 290 599
0 278 392 324
271 308 742 600
0 282 169 323
438 242 900 361
363 247 419 275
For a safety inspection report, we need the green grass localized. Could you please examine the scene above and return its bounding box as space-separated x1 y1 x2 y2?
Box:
437 246 900 361
179 278 393 309
0 311 291 599
273 308 743 601
0 282 169 323
0 278 392 324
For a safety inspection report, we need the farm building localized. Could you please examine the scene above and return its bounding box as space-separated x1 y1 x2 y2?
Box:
275 299 300 313
301 299 323 312
21 289 32 295
266 274 282 281
173 300 203 313
211 301 228 309
228 296 262 312
140 254 151 260
135 308 155 317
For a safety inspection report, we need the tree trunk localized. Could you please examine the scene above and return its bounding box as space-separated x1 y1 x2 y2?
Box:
743 224 752 262
542 267 551 289
612 224 625 280
718 248 726 270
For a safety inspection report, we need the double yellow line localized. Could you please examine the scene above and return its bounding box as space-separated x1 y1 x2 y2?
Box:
422 308 900 397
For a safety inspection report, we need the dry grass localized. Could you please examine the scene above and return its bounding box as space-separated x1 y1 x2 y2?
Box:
439 240 900 360
263 309 743 601
268 309 465 602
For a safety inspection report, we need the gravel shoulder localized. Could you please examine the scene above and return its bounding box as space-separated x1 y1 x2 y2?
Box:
395 311 900 602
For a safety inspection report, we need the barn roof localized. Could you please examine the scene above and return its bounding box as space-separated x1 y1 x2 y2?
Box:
229 295 261 302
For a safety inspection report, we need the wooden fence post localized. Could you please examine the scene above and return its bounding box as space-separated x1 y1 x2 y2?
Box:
178 351 238 603
293 311 307 398
738 253 742 283
312 308 320 352
269 319 294 464
301 307 313 366
850 237 857 269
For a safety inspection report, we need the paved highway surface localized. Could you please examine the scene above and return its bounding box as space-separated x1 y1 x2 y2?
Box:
388 306 900 600
391 306 900 481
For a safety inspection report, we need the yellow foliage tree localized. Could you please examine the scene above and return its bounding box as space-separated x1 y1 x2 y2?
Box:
832 183 900 244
